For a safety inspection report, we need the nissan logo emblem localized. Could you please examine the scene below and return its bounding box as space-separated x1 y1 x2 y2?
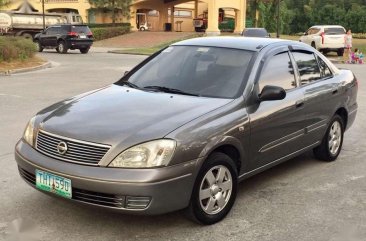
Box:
57 141 68 155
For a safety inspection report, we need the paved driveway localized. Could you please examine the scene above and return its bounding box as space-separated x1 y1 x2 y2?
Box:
0 52 365 241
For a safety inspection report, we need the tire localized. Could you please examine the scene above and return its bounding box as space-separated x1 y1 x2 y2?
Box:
79 48 90 54
186 152 238 225
139 27 145 31
337 48 344 57
57 41 68 54
311 42 316 49
34 40 43 52
313 115 344 162
22 33 33 39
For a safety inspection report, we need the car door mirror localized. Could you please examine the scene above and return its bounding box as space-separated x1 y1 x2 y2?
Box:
304 32 307 36
259 85 286 102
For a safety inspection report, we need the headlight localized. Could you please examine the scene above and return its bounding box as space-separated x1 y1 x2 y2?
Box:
109 140 176 168
23 116 36 147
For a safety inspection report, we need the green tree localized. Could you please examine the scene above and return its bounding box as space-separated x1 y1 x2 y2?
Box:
88 0 131 25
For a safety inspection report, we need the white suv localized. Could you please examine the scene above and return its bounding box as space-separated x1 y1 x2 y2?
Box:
300 25 346 56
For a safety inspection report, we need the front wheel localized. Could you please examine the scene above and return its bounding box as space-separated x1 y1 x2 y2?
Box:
187 152 238 225
313 115 344 162
34 40 43 52
57 41 68 54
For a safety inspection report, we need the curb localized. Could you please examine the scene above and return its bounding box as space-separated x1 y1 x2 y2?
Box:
107 50 151 56
0 61 52 76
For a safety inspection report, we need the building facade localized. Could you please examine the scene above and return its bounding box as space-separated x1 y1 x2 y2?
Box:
2 0 247 34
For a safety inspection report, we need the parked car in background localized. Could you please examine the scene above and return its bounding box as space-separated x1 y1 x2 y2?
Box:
33 24 93 54
299 25 346 56
16 37 358 225
242 28 270 38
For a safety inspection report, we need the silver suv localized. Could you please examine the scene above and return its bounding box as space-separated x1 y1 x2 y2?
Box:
300 25 346 56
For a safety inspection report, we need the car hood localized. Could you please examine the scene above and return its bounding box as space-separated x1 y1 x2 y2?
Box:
39 84 232 146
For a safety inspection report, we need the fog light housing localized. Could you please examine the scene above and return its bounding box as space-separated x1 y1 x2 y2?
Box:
125 196 151 210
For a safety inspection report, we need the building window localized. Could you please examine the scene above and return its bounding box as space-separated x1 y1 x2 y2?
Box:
148 10 159 16
168 10 192 18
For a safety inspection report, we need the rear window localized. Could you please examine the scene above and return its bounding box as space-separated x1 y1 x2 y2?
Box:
243 29 268 37
71 25 91 34
324 28 345 35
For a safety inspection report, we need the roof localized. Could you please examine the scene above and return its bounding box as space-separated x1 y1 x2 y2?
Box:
172 36 289 52
311 25 345 29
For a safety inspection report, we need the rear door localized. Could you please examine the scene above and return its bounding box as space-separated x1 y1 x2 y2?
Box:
248 48 308 170
43 26 60 47
290 49 339 145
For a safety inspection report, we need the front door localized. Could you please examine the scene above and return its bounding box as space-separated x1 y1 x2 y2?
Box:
248 50 308 170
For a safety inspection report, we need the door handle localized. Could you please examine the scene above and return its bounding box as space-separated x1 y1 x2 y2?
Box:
295 100 304 108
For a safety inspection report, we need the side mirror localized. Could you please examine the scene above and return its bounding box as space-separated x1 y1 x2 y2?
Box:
303 32 307 36
259 85 286 102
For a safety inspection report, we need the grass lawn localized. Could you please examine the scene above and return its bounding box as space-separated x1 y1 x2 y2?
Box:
0 56 46 73
111 33 203 55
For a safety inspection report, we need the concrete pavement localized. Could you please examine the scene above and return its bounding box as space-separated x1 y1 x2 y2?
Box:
0 52 365 241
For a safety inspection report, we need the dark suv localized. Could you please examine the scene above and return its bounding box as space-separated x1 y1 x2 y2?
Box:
34 24 93 54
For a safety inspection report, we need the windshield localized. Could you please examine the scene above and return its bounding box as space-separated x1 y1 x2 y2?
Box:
121 46 254 98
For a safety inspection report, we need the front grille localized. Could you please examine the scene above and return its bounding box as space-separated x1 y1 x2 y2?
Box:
73 188 125 208
36 130 111 166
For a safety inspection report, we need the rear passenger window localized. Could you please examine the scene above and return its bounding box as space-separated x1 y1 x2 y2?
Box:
316 56 332 78
292 51 321 85
259 52 296 91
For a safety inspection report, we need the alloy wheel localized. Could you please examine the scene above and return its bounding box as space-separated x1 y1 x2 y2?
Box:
199 165 232 215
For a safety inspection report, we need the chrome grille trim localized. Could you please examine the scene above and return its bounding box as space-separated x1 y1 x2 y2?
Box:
35 130 111 166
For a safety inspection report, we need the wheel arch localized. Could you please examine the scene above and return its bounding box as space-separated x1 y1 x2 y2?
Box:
335 107 348 129
199 138 245 175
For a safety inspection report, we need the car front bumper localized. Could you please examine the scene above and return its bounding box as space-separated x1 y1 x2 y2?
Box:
15 140 203 215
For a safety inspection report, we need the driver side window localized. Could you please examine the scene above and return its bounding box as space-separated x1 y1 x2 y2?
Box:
258 52 297 92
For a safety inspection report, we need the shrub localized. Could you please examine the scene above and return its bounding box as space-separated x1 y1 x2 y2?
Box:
88 23 130 28
90 26 131 41
0 36 36 62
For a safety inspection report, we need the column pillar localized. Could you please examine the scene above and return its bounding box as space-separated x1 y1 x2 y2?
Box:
170 6 175 31
194 0 198 18
234 0 245 34
130 5 137 31
159 7 169 31
206 0 220 36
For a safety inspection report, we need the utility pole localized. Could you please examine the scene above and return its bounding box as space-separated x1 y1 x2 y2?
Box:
42 0 45 30
276 0 280 38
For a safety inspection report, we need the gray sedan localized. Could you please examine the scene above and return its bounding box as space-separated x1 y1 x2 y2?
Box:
15 37 358 225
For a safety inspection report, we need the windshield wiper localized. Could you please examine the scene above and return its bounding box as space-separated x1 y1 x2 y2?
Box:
143 86 200 97
120 81 140 89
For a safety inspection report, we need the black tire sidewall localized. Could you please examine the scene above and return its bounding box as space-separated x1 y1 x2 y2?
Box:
57 41 67 54
35 40 43 52
190 152 238 225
